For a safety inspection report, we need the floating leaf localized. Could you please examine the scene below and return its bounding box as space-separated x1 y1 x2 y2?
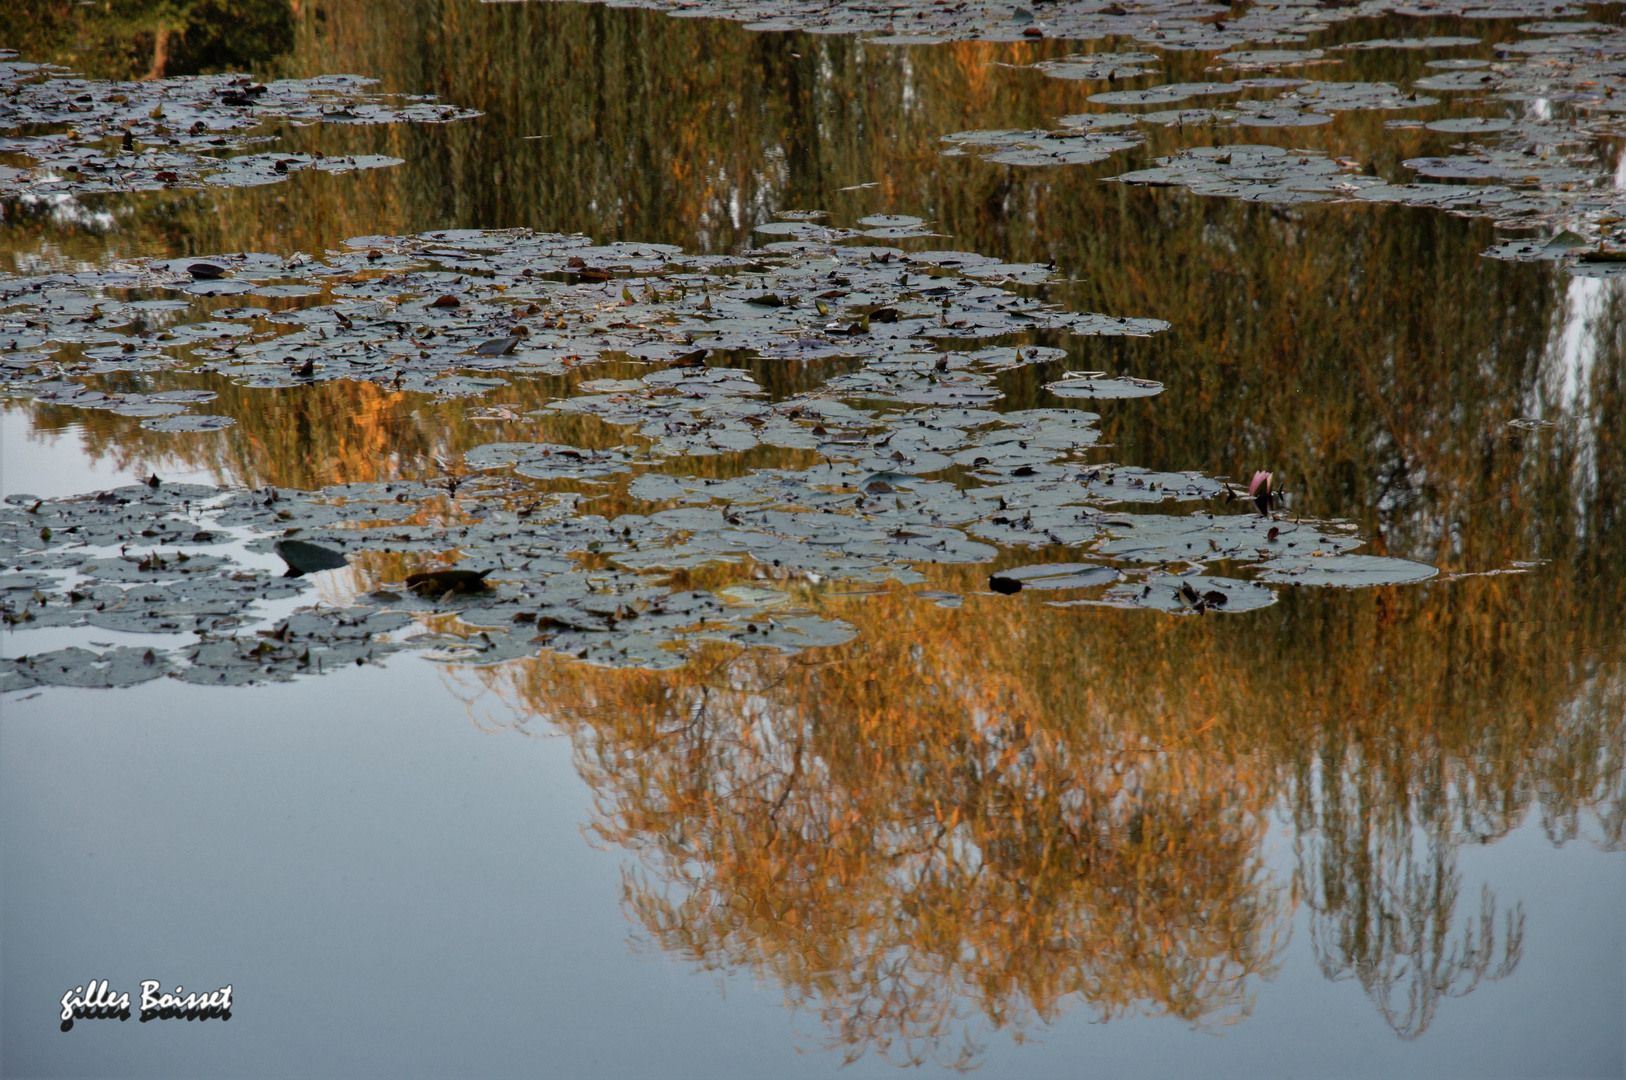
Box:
989 563 1120 592
1257 553 1440 587
274 539 350 576
1425 117 1515 133
1046 372 1165 398
139 414 237 432
405 568 494 594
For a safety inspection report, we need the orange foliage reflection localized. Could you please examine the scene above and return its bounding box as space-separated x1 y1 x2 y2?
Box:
453 564 1621 1063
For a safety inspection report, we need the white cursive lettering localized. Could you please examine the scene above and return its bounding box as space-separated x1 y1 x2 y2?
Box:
136 980 233 1021
59 980 131 1027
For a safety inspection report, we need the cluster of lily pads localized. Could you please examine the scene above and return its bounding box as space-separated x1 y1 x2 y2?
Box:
931 22 1626 265
948 63 1456 158
503 0 1585 50
0 50 480 201
0 476 865 690
0 435 1432 690
0 218 1160 407
938 74 1432 165
0 225 1440 691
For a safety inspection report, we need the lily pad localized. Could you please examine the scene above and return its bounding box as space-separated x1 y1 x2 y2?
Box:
274 539 350 576
857 214 926 228
989 563 1120 592
1089 83 1238 106
1257 553 1439 586
1333 36 1482 49
1046 372 1166 398
1215 49 1327 66
1081 573 1279 614
1116 145 1381 204
1033 53 1159 80
140 414 237 432
1426 116 1515 133
941 127 1143 166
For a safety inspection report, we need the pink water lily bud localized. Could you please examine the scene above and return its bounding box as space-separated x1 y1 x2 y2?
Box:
1248 470 1273 496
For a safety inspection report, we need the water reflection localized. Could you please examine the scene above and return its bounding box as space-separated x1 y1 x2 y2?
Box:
4 0 1625 1067
10 0 293 80
443 557 1625 1062
5 2 1603 575
475 611 1287 1066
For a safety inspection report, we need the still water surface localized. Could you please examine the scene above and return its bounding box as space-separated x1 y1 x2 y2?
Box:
2 1 1624 1075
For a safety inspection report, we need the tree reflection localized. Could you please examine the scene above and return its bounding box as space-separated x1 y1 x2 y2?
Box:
10 0 293 80
505 635 1285 1067
6 0 1626 1059
1297 760 1525 1040
459 563 1625 1061
0 0 1581 580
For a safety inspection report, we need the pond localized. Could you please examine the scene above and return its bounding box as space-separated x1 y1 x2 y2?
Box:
1 1 1623 1076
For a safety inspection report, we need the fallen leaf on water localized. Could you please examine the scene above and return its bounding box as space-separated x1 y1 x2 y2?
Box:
404 568 493 594
273 538 350 577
